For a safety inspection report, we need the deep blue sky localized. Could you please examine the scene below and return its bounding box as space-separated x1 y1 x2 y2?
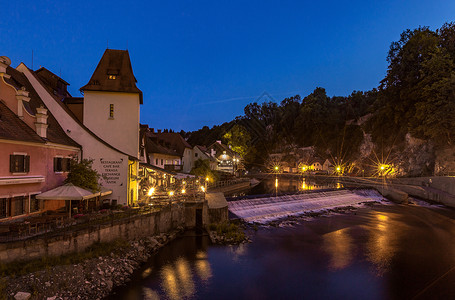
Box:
2 1 455 131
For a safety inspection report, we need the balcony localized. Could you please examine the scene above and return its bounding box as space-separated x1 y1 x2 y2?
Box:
164 164 183 172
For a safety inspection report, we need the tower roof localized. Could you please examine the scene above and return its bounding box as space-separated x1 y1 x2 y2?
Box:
81 49 143 104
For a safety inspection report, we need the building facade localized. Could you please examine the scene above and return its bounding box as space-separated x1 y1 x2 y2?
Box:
0 56 81 220
18 49 142 206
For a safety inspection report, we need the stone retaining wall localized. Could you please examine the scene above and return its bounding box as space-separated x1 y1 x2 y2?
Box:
0 205 185 264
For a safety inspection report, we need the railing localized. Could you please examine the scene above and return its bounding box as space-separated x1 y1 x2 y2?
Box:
164 164 183 171
0 192 206 243
209 178 250 189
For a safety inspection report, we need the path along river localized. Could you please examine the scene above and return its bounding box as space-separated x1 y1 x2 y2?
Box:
109 179 455 299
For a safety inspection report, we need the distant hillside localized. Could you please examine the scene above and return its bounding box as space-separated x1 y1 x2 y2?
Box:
184 22 455 176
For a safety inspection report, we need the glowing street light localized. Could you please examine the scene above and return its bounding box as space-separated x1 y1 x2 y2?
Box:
181 189 186 194
201 186 206 192
168 191 174 197
147 187 155 196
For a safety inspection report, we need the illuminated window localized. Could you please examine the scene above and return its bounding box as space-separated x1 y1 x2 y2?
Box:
108 75 116 80
109 104 114 118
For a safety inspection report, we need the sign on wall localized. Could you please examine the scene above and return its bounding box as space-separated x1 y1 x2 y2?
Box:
100 158 124 185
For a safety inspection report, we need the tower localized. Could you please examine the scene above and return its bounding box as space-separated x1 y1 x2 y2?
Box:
81 49 143 158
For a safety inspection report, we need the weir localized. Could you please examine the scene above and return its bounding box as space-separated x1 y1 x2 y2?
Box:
228 189 382 223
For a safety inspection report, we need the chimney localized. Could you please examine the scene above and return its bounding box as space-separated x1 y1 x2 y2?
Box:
35 106 48 138
151 128 154 133
157 129 161 134
16 87 31 119
0 56 11 77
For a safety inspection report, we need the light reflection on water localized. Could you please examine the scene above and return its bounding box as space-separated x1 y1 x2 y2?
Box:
156 255 211 300
111 205 455 299
322 228 353 270
366 212 405 276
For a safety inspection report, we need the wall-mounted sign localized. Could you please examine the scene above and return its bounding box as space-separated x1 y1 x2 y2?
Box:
100 158 124 185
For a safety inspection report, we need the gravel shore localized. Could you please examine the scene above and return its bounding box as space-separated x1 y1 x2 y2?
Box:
4 227 185 300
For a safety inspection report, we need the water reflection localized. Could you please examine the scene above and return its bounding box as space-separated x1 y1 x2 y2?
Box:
322 212 406 275
261 178 339 194
142 287 160 300
142 267 152 279
228 177 342 198
322 228 353 270
366 212 403 275
228 243 248 262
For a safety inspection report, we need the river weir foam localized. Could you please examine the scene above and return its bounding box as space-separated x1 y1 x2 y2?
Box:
228 189 383 223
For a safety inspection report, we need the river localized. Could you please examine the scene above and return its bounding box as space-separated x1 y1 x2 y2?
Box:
109 179 455 299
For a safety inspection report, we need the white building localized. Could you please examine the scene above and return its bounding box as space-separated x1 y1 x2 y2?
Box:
18 49 142 206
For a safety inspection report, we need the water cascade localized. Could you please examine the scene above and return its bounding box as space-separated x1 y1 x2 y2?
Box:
228 189 382 223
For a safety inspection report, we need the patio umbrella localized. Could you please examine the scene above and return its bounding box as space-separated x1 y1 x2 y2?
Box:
36 183 112 217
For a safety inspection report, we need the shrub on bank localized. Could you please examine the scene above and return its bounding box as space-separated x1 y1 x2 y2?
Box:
207 222 247 244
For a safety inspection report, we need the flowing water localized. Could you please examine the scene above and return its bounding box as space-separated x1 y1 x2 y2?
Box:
109 179 455 299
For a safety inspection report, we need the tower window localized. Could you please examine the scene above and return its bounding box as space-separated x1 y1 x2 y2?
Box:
109 104 114 118
108 75 116 80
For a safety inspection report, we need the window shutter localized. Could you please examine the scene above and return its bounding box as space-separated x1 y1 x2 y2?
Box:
54 157 58 172
24 155 30 172
9 155 15 173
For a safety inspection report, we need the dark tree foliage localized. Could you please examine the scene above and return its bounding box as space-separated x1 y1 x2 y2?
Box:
370 22 455 146
65 158 100 192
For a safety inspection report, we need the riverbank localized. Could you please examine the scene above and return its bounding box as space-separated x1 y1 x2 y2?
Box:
2 227 185 300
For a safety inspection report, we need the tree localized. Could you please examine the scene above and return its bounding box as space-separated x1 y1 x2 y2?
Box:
223 124 251 158
190 159 219 181
65 158 100 192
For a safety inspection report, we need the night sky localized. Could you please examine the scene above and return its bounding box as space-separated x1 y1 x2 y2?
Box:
2 1 454 131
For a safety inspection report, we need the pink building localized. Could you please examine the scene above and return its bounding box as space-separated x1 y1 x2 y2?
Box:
0 56 80 220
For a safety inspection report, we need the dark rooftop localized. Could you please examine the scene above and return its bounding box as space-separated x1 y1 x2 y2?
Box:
81 49 143 104
0 101 45 144
4 66 80 148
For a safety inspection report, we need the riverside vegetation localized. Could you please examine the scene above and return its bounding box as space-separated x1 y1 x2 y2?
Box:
207 221 249 244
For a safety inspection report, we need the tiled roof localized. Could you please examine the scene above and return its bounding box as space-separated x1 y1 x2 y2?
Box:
5 67 80 148
0 101 45 143
81 49 143 104
152 132 192 156
208 141 238 157
145 138 180 157
35 67 71 99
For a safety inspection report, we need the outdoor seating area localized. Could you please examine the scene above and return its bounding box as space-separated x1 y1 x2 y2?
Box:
0 197 190 242
0 210 68 241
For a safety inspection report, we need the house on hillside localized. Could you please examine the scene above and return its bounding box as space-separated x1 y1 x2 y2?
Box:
151 129 193 173
18 49 142 206
206 141 241 174
140 125 182 171
323 159 335 174
0 56 81 220
193 145 217 170
310 158 324 171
